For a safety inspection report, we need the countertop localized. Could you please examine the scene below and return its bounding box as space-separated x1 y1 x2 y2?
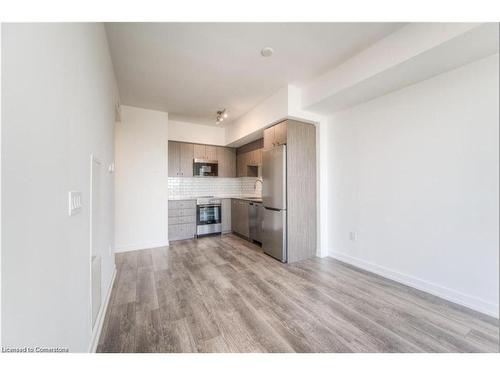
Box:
231 197 263 203
168 195 263 203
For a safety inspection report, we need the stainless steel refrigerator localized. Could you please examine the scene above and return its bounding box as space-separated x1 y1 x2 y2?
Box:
262 145 287 262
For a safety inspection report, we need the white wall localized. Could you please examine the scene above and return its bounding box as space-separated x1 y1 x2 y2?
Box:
169 119 225 145
2 23 119 351
225 86 289 146
327 54 499 316
302 23 483 110
115 106 169 252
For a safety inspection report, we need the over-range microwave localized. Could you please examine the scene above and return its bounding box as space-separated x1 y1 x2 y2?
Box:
193 159 218 177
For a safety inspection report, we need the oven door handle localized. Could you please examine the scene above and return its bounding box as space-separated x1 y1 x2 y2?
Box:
197 204 221 208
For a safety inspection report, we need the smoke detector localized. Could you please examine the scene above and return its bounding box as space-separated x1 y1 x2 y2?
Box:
261 47 274 57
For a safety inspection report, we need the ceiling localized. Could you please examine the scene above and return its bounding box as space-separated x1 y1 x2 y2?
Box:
105 23 405 126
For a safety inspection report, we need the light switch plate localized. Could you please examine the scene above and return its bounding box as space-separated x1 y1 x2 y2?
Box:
68 191 82 216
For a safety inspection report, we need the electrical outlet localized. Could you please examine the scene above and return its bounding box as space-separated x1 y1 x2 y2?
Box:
349 231 357 241
68 191 82 216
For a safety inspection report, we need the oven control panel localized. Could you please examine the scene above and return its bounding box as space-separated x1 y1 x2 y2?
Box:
196 197 221 205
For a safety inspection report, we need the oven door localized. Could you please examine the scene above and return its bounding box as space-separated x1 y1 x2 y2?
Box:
197 204 221 225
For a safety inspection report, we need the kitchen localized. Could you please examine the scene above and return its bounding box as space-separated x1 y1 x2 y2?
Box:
3 21 498 356
167 119 317 263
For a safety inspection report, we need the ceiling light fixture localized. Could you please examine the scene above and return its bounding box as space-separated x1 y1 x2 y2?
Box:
216 109 228 124
261 47 274 57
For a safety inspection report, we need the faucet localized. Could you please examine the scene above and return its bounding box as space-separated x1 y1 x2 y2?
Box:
254 177 263 193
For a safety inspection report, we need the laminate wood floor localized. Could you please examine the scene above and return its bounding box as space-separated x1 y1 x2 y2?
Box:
97 234 499 353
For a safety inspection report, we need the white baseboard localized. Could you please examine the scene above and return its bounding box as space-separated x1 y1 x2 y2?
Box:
114 240 170 253
88 267 116 353
316 247 329 258
329 251 499 318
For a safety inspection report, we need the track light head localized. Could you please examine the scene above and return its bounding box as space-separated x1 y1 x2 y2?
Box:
216 109 228 124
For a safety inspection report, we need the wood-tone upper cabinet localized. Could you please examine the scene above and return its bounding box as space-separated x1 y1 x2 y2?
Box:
169 141 193 177
236 148 263 177
168 141 181 177
248 149 262 166
193 144 217 160
263 127 275 149
216 146 225 175
263 121 287 149
217 146 236 177
205 145 217 160
229 149 237 177
238 152 251 177
193 144 206 159
255 149 262 165
170 141 237 178
236 153 244 177
179 142 193 177
247 150 255 166
274 121 287 146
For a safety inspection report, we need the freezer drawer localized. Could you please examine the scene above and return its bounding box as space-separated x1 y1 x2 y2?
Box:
262 208 287 262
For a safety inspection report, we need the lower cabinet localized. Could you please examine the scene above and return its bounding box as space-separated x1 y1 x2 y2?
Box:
252 203 264 243
221 198 231 233
168 223 196 241
231 199 250 238
168 200 196 241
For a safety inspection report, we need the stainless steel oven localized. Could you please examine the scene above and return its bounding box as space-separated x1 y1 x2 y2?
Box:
196 198 222 236
193 159 218 177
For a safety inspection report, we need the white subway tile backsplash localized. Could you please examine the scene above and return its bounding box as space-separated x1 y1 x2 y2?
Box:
241 177 262 196
168 177 261 199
